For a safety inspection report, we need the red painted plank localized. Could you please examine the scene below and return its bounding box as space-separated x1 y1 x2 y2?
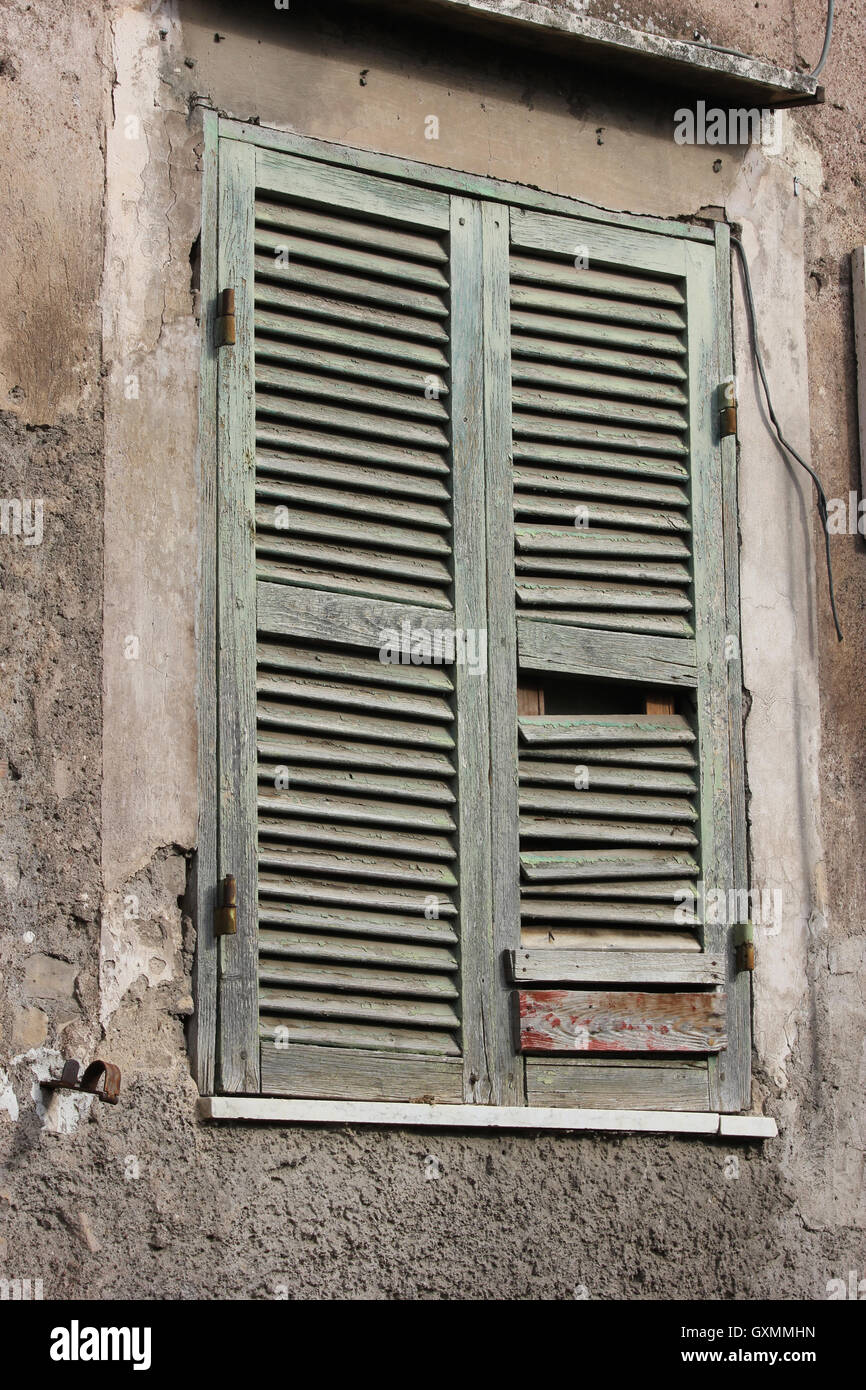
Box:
518 989 726 1053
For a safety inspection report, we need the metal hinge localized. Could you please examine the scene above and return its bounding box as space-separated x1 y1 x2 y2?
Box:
215 288 236 347
734 921 755 973
719 377 738 438
214 874 237 937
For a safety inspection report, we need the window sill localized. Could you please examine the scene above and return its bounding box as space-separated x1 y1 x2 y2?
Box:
199 1097 777 1139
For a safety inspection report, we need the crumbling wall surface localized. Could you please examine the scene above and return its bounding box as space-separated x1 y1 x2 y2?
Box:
0 0 864 1302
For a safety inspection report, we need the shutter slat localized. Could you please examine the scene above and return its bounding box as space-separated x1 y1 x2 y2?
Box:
257 702 455 748
518 715 695 745
519 760 696 793
258 843 458 887
513 440 688 480
519 816 698 846
257 899 458 942
519 788 697 821
256 673 453 722
258 822 455 862
254 199 450 263
256 641 454 691
513 496 690 532
255 485 451 533
511 308 685 356
521 877 696 899
520 848 699 880
255 309 449 369
509 256 685 305
516 579 692 612
256 341 450 398
257 789 456 832
256 539 452 590
521 926 701 951
511 332 687 381
511 284 685 331
516 609 694 637
259 958 459 1000
256 420 450 475
255 559 453 608
512 466 688 508
259 764 455 806
515 525 689 556
256 391 450 450
255 280 449 342
512 358 686 404
258 876 457 917
257 731 456 777
257 450 451 502
518 990 726 1053
516 557 690 586
255 254 449 318
512 386 686 432
513 412 687 456
259 1017 461 1056
259 987 459 1029
258 927 458 971
520 900 699 927
254 225 449 290
256 363 448 422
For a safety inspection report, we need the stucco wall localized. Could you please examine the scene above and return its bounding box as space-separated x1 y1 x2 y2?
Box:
0 0 862 1299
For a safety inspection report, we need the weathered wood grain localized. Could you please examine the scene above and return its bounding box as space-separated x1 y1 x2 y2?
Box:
517 619 696 686
518 989 727 1052
526 1058 710 1111
510 949 723 985
262 1043 464 1102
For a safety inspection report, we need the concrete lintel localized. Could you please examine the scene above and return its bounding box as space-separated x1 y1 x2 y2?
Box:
200 1097 778 1139
345 0 819 108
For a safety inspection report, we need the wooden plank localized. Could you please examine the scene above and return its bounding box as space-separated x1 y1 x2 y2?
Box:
518 743 696 768
256 347 451 405
258 927 458 972
203 1094 728 1133
258 763 455 806
256 671 452 722
255 559 450 609
510 949 723 985
516 609 694 638
519 816 697 847
258 814 455 862
257 844 458 889
715 223 751 1113
513 412 687 456
519 760 696 794
510 206 689 277
257 450 451 503
451 197 495 1104
253 255 448 321
258 872 457 916
259 987 459 1030
521 877 696 900
520 926 701 952
511 285 685 333
256 640 454 691
482 201 523 1105
519 787 696 821
525 1059 710 1111
257 582 455 651
257 701 454 749
519 714 694 745
256 146 451 230
216 136 260 1093
258 787 455 832
257 730 455 777
189 107 220 1096
256 541 451 595
520 849 699 881
256 389 449 448
258 958 458 1000
262 1043 464 1102
518 989 727 1052
520 900 698 927
514 526 689 558
260 1017 461 1055
517 618 697 686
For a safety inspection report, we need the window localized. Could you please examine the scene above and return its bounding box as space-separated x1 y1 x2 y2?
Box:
193 119 750 1117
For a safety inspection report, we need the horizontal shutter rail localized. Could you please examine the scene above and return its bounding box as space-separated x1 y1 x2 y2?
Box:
511 284 684 332
259 988 459 1030
256 147 451 231
518 990 727 1053
515 744 696 767
256 543 451 595
258 843 459 887
521 877 696 900
255 390 450 449
512 388 687 432
513 412 687 455
260 1045 464 1102
255 559 452 609
510 949 723 986
254 253 448 319
255 489 451 538
257 584 456 650
509 208 689 276
513 497 690 531
516 559 690 588
516 579 691 612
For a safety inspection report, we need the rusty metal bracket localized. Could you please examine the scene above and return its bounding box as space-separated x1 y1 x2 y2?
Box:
215 287 236 347
214 873 238 937
42 1058 121 1105
734 922 755 973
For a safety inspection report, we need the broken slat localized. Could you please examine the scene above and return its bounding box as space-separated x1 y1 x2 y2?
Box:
518 989 727 1052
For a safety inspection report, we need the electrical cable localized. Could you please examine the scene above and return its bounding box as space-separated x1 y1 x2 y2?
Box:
731 236 843 642
809 0 835 77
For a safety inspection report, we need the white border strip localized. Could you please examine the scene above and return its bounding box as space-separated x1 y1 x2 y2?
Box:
200 1097 777 1138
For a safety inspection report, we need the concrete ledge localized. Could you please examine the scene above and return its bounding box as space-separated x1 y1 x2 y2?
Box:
346 0 819 107
200 1097 777 1138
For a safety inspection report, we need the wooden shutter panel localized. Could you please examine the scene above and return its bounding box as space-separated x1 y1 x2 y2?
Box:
494 208 749 1112
215 142 515 1103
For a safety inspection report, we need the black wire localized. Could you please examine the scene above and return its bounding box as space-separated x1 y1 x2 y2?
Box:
810 0 835 78
731 235 843 642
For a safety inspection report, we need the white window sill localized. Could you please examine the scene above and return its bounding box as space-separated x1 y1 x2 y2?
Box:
199 1097 777 1139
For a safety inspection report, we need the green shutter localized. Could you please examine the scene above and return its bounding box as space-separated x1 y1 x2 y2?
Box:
211 128 750 1114
497 207 749 1111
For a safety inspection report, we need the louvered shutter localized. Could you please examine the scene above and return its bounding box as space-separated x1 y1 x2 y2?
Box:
215 141 515 1103
491 208 749 1113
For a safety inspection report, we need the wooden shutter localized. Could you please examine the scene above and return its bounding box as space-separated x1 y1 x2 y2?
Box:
494 208 749 1113
215 141 517 1103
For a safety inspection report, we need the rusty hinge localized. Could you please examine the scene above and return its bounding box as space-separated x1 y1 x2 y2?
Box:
719 377 738 438
734 921 755 973
215 288 236 347
214 874 237 937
